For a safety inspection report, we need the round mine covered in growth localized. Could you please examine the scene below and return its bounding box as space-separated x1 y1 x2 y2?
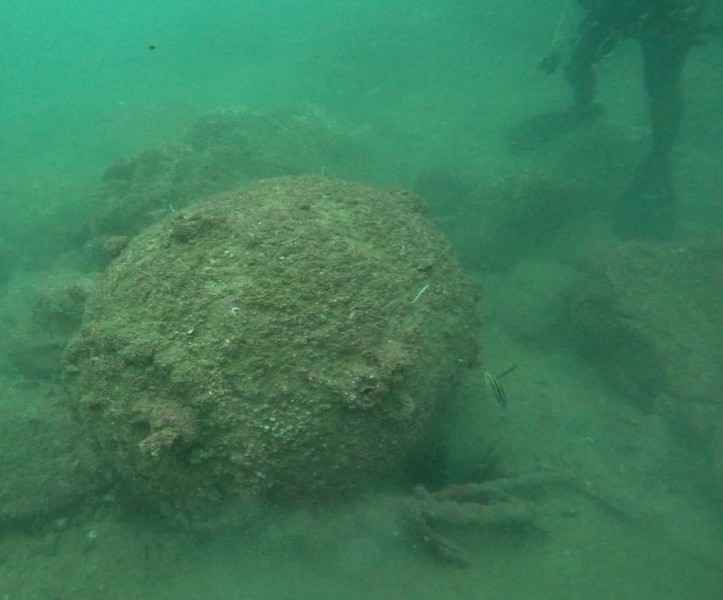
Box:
65 176 479 516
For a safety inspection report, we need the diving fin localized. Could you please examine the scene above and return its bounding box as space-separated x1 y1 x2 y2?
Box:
508 104 604 154
613 153 676 241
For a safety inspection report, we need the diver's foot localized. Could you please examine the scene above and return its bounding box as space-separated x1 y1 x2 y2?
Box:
507 103 604 153
613 154 676 241
573 102 605 123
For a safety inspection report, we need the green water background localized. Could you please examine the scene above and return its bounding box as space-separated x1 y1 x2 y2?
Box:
2 1 723 598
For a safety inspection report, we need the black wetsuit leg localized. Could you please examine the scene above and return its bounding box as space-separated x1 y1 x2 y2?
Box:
507 8 622 151
565 16 620 114
640 30 691 157
613 26 694 240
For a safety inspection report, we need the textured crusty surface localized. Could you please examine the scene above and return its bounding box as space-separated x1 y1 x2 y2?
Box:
64 175 479 518
0 381 104 527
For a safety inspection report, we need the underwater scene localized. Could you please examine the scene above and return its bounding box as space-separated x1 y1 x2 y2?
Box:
2 1 723 598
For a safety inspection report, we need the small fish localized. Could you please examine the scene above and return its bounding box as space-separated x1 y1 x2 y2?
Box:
483 364 517 409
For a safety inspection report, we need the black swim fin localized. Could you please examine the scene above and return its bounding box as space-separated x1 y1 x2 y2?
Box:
507 104 604 153
613 153 676 241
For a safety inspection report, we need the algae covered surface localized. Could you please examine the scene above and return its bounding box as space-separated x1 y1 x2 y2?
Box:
64 176 479 519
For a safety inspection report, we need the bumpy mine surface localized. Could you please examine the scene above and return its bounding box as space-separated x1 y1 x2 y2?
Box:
65 176 479 516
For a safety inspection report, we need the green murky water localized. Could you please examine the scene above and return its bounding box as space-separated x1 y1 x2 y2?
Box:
2 2 722 598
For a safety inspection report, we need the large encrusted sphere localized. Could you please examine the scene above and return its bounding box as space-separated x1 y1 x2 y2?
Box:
65 176 479 516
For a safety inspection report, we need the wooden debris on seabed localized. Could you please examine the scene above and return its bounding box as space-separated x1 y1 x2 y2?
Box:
401 481 535 567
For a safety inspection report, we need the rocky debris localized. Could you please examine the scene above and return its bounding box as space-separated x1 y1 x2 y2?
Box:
0 384 105 528
3 272 94 380
401 476 541 567
89 106 377 245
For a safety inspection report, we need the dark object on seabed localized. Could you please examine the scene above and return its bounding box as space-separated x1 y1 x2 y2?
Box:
613 152 677 241
402 480 536 567
538 50 562 75
507 104 605 154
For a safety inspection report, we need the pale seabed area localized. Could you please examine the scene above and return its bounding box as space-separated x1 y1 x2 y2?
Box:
1 1 723 599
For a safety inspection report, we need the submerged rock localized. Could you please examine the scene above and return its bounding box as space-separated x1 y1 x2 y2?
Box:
3 273 93 381
0 384 104 527
568 237 723 498
64 176 479 520
90 106 376 243
570 238 723 407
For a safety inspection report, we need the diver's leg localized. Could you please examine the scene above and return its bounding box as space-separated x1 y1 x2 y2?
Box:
613 35 691 240
642 35 689 157
564 19 617 118
508 19 614 152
